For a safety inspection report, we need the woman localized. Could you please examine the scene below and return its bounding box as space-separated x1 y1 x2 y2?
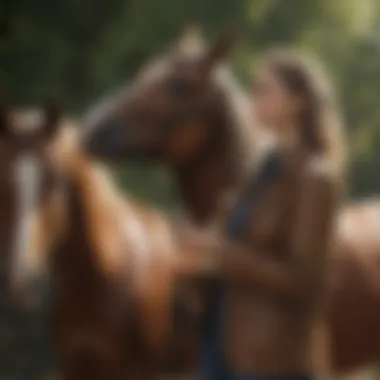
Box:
179 50 346 379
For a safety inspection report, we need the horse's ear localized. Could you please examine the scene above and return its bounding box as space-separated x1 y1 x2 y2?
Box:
174 24 205 56
201 27 239 74
0 98 11 136
43 97 62 139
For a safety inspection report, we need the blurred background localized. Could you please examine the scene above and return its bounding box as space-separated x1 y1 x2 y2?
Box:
1 0 380 378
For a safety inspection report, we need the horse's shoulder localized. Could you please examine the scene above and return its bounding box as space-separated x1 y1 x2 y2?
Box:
339 199 380 229
119 197 174 260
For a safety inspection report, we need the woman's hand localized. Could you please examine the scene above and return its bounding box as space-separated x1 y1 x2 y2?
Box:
175 223 224 277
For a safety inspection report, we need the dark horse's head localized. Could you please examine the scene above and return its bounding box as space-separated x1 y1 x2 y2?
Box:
0 100 62 305
83 28 243 166
83 28 269 223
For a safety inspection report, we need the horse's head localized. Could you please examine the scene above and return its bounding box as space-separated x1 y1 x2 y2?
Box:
0 100 63 305
83 27 239 166
84 28 270 223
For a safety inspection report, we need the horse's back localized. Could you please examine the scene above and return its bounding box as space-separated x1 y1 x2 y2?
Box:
333 198 380 297
329 198 380 372
338 198 380 254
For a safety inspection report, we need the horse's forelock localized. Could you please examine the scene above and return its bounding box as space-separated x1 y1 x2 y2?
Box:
11 109 44 133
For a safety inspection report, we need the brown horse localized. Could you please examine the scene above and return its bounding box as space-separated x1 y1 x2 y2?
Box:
83 28 380 376
3 103 190 379
0 105 61 379
0 105 55 297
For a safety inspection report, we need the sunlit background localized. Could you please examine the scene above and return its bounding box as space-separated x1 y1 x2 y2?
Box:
1 0 380 378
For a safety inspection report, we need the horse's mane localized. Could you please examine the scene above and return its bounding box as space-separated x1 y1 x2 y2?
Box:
172 29 276 184
46 122 134 275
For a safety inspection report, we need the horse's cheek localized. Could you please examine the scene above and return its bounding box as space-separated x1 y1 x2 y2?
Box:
164 121 207 163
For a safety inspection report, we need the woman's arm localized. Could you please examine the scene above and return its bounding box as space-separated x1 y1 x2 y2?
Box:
176 160 339 299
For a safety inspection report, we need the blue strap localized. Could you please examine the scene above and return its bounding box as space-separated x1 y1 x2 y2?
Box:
200 151 282 380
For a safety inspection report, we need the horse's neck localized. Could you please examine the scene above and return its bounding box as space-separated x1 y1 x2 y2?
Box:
173 123 239 226
56 155 124 286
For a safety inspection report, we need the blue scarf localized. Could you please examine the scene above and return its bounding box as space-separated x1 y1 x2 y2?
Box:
200 151 282 380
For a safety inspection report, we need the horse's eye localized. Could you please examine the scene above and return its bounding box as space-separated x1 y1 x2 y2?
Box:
167 78 193 99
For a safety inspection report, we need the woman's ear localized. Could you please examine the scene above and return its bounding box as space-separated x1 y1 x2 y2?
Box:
43 97 62 139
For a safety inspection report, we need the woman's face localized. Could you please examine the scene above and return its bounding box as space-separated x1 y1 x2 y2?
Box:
252 66 301 130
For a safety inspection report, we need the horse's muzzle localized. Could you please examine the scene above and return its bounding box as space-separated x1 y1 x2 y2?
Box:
82 116 132 161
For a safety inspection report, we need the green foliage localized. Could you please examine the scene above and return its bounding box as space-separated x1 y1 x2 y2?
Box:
2 0 380 203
